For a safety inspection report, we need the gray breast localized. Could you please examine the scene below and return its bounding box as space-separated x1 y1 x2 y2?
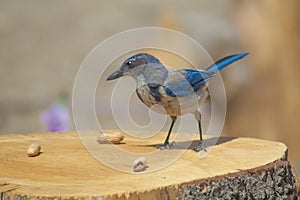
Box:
136 85 156 108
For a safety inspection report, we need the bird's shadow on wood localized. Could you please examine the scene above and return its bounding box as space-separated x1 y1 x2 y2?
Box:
140 136 237 150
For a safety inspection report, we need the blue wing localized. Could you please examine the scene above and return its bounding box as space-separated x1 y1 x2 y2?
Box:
163 53 249 97
163 69 212 97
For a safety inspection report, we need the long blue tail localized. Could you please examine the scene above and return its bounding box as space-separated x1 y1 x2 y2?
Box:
205 53 249 74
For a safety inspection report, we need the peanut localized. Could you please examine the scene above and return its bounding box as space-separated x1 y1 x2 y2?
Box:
27 143 41 157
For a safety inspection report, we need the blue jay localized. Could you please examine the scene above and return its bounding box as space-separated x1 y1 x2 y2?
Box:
107 52 248 151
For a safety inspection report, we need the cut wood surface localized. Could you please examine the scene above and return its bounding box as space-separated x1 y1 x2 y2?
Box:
0 131 299 199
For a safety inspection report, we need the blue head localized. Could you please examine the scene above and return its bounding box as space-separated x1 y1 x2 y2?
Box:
106 53 162 80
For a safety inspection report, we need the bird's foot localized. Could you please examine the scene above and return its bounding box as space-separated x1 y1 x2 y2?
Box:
193 140 207 152
155 141 176 150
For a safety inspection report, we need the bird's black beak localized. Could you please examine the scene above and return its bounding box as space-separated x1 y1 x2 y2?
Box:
106 70 123 81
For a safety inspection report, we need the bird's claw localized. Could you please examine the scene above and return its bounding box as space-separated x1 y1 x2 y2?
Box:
155 141 176 150
193 140 207 152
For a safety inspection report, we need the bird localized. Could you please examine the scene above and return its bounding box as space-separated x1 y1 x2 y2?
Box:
106 52 248 152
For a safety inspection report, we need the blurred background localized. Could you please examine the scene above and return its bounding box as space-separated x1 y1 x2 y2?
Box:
0 1 299 174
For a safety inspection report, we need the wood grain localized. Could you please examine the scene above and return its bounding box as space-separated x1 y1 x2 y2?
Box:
0 131 298 199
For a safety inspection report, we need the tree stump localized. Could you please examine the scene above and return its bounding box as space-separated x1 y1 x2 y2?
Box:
0 131 299 199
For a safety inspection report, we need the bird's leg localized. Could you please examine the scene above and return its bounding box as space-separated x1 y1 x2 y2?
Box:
193 111 207 152
156 116 177 150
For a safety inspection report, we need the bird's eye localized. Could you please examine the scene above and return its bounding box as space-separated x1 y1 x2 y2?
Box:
126 60 134 68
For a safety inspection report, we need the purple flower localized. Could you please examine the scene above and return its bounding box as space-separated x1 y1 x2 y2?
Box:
41 100 70 132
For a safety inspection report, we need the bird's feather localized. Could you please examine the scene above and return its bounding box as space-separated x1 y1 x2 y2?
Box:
205 53 249 74
163 69 212 97
143 63 168 85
